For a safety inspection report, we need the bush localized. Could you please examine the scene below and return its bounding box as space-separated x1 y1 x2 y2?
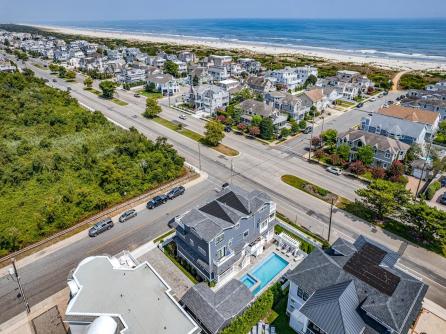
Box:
371 167 386 179
425 181 441 200
348 161 367 175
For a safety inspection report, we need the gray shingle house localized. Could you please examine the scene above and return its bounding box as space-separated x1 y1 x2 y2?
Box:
337 130 410 169
173 186 277 283
181 279 253 334
286 236 427 334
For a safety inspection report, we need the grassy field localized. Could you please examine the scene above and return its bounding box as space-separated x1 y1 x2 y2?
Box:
0 72 185 256
138 90 162 99
153 117 239 156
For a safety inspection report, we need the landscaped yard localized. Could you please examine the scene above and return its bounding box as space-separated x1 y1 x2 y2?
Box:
153 116 239 156
266 292 295 334
335 99 356 108
138 89 162 99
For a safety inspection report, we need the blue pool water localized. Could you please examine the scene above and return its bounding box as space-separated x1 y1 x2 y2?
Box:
241 253 288 295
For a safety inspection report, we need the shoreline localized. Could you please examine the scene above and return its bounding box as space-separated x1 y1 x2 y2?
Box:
31 24 446 71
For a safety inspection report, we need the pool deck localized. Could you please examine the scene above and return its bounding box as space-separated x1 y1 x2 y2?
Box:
215 242 304 296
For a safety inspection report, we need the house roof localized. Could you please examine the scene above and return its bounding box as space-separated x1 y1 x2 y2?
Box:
181 279 253 334
377 105 439 125
66 256 199 334
238 99 274 118
147 73 175 85
179 186 271 241
300 281 365 334
338 130 410 154
305 88 324 103
287 236 427 334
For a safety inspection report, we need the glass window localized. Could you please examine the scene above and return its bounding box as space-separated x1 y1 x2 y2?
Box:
215 233 224 245
216 247 226 260
198 246 206 256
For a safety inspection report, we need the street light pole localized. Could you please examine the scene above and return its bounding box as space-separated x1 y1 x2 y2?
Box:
327 198 334 243
197 142 202 171
415 138 434 199
308 118 315 162
10 258 30 314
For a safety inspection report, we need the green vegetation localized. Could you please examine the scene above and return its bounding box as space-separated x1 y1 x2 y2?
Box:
83 76 93 88
260 117 275 140
357 145 374 166
164 60 179 77
281 175 340 205
143 96 162 118
99 80 116 99
138 89 162 99
434 120 446 145
153 229 175 244
152 117 238 156
425 181 441 200
204 120 225 146
335 99 356 108
163 242 199 284
276 212 328 247
0 72 185 256
221 283 286 334
84 87 101 95
399 72 445 90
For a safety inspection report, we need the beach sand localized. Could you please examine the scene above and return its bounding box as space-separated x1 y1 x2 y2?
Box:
32 24 446 72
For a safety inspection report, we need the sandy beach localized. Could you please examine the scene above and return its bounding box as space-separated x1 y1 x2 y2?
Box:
33 24 446 72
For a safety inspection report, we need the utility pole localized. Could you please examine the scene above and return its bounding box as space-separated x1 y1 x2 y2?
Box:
320 116 325 149
308 119 315 162
327 198 334 243
197 142 202 171
415 138 434 199
10 259 30 314
168 81 171 107
230 159 234 184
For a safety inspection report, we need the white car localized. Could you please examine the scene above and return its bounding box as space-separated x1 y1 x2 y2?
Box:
179 114 187 120
326 166 343 175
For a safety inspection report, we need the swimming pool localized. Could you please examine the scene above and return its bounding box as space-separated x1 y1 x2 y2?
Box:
241 253 289 295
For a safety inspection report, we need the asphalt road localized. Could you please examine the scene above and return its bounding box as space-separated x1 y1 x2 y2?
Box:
1 57 445 322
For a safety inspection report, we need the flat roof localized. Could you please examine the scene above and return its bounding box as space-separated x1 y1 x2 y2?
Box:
66 256 199 334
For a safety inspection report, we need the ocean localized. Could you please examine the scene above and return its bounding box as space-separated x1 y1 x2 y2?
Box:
48 19 446 62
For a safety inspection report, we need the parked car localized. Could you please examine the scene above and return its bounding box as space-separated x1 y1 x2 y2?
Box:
52 79 57 82
326 166 343 175
221 182 230 191
67 87 71 91
440 192 446 205
88 218 114 237
383 91 389 96
440 177 446 187
119 209 137 223
370 97 377 102
179 114 187 120
224 126 232 133
146 195 168 209
357 103 364 108
303 126 313 134
133 93 140 98
167 186 185 199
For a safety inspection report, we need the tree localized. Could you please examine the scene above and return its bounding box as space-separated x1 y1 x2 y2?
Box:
348 160 366 175
84 76 93 88
357 145 374 166
192 75 199 86
99 80 116 99
251 115 262 127
22 68 34 78
58 66 66 78
371 167 386 179
386 160 404 182
336 144 351 161
280 128 291 138
237 123 247 132
304 74 317 88
249 126 260 136
164 60 179 77
49 63 59 73
311 136 322 148
145 82 157 93
298 119 307 129
260 118 274 140
356 179 411 220
143 97 162 118
404 144 421 173
403 201 446 244
65 70 76 80
290 120 300 134
204 120 225 146
321 129 338 151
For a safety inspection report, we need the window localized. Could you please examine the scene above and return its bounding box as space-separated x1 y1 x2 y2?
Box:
243 230 249 239
297 287 309 301
258 220 268 231
216 247 226 260
198 246 206 256
215 233 224 245
189 239 194 247
228 239 233 247
385 151 390 158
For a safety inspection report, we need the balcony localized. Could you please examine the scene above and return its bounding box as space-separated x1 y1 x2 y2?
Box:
213 249 235 266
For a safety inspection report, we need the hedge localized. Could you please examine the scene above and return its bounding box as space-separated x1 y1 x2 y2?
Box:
425 181 441 200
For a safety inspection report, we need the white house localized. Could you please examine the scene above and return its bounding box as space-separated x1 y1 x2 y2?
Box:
146 74 179 95
190 84 230 116
268 67 299 90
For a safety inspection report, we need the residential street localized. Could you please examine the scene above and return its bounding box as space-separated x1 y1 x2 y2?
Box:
0 57 445 324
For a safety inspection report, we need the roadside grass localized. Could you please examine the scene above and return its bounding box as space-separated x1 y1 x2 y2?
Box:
83 87 128 106
153 229 175 244
152 116 239 156
111 98 128 106
84 87 100 95
335 99 356 108
138 90 162 99
32 63 47 70
282 174 446 257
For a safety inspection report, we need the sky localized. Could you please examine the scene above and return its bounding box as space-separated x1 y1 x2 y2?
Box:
0 0 445 22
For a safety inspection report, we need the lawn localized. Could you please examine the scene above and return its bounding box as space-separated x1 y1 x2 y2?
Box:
335 99 356 108
84 87 100 95
266 294 295 334
111 97 128 106
281 174 340 205
138 89 162 99
83 87 128 106
153 117 239 156
153 229 175 244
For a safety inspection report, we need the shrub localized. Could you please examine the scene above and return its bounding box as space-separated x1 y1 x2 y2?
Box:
329 154 342 166
348 160 367 175
425 181 441 200
371 167 386 179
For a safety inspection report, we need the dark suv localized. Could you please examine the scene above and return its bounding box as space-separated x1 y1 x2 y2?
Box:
89 218 114 237
167 186 185 200
440 192 446 205
119 209 137 223
146 195 168 209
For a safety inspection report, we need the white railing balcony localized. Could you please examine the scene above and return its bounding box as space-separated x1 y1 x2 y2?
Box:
213 249 234 266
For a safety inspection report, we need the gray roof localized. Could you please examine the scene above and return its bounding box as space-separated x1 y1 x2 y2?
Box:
147 73 174 84
66 256 199 334
180 186 271 241
300 281 365 334
287 236 427 334
338 129 410 154
181 279 253 334
238 99 275 118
